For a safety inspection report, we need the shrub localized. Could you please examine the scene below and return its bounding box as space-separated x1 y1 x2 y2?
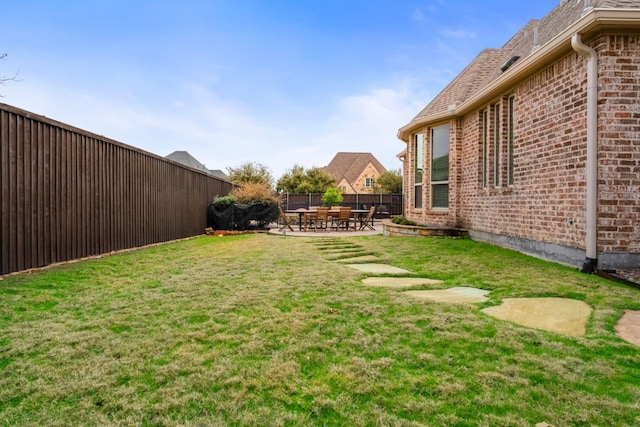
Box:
392 216 417 226
230 182 279 204
321 187 343 207
212 194 238 208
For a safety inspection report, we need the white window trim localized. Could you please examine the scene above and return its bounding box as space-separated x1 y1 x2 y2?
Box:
430 124 450 210
507 95 515 186
482 109 488 189
413 132 424 210
494 103 501 188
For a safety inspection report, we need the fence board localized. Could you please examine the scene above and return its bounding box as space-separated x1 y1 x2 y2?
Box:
281 193 403 218
0 102 233 275
0 111 8 273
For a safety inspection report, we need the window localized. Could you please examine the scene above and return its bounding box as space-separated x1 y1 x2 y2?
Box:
482 109 488 188
507 95 515 185
365 177 375 188
481 97 513 188
493 103 501 187
431 124 450 209
414 133 423 209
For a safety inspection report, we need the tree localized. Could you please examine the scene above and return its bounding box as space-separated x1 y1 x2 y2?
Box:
276 164 306 193
276 165 336 193
1 53 19 96
321 187 343 207
304 167 336 193
226 161 274 188
373 169 403 193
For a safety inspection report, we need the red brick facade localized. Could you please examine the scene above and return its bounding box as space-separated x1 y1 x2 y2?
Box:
598 35 640 254
401 31 640 269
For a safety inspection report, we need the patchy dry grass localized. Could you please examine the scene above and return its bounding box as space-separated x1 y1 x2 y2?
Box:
1 234 639 426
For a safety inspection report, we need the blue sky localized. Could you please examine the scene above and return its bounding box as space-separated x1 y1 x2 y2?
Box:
2 0 559 179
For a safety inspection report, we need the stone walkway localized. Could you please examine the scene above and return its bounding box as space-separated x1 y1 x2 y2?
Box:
615 310 640 346
481 298 592 337
361 277 443 288
308 238 640 345
404 287 490 304
269 223 383 237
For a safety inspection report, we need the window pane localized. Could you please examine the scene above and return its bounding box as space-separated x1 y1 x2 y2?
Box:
508 96 514 185
431 125 449 182
432 184 448 208
414 133 423 183
482 110 488 188
414 185 422 209
494 104 500 186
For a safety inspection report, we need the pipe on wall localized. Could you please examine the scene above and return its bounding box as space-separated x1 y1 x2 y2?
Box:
571 33 598 273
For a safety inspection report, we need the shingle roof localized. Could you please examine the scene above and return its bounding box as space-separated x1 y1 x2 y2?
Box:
403 0 640 131
324 152 387 185
209 169 229 179
165 150 211 174
412 48 509 120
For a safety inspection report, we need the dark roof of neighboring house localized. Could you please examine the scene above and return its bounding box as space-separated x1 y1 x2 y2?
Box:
324 152 387 185
165 150 212 175
209 169 229 179
400 0 640 138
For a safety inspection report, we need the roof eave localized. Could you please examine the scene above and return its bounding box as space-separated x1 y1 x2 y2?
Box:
397 8 640 142
397 109 457 142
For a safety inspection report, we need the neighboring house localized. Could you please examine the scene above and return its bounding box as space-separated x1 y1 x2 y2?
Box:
397 0 640 272
166 150 229 180
209 169 229 180
324 152 387 194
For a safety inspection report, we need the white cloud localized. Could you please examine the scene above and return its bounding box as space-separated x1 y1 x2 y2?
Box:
440 28 477 39
5 73 430 182
302 82 427 172
411 8 425 22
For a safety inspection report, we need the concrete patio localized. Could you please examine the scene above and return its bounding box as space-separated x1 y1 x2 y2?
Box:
269 222 384 237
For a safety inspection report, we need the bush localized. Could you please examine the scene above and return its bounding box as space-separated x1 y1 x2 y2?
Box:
231 182 279 204
212 195 238 208
392 216 418 226
209 183 279 230
321 187 343 207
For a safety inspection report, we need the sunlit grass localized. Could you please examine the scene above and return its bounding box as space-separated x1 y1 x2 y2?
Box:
1 234 639 426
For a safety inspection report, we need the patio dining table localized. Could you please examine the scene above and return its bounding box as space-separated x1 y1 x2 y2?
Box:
286 208 370 231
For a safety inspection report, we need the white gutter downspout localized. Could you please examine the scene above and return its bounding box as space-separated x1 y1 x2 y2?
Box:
571 33 598 273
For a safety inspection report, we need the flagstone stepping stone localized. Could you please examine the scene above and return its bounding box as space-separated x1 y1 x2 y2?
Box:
324 249 366 256
325 251 370 258
318 245 361 250
404 287 490 303
362 277 443 288
615 310 640 346
481 297 592 337
345 263 410 275
336 255 380 263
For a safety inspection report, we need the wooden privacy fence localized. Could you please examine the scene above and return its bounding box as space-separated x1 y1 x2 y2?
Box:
0 103 233 276
281 193 403 218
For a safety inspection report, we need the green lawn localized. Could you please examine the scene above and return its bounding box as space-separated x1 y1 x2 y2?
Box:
1 234 638 426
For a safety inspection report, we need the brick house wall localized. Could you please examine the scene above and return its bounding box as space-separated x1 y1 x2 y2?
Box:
325 152 387 195
343 162 383 194
458 51 588 248
403 33 639 268
597 34 640 255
